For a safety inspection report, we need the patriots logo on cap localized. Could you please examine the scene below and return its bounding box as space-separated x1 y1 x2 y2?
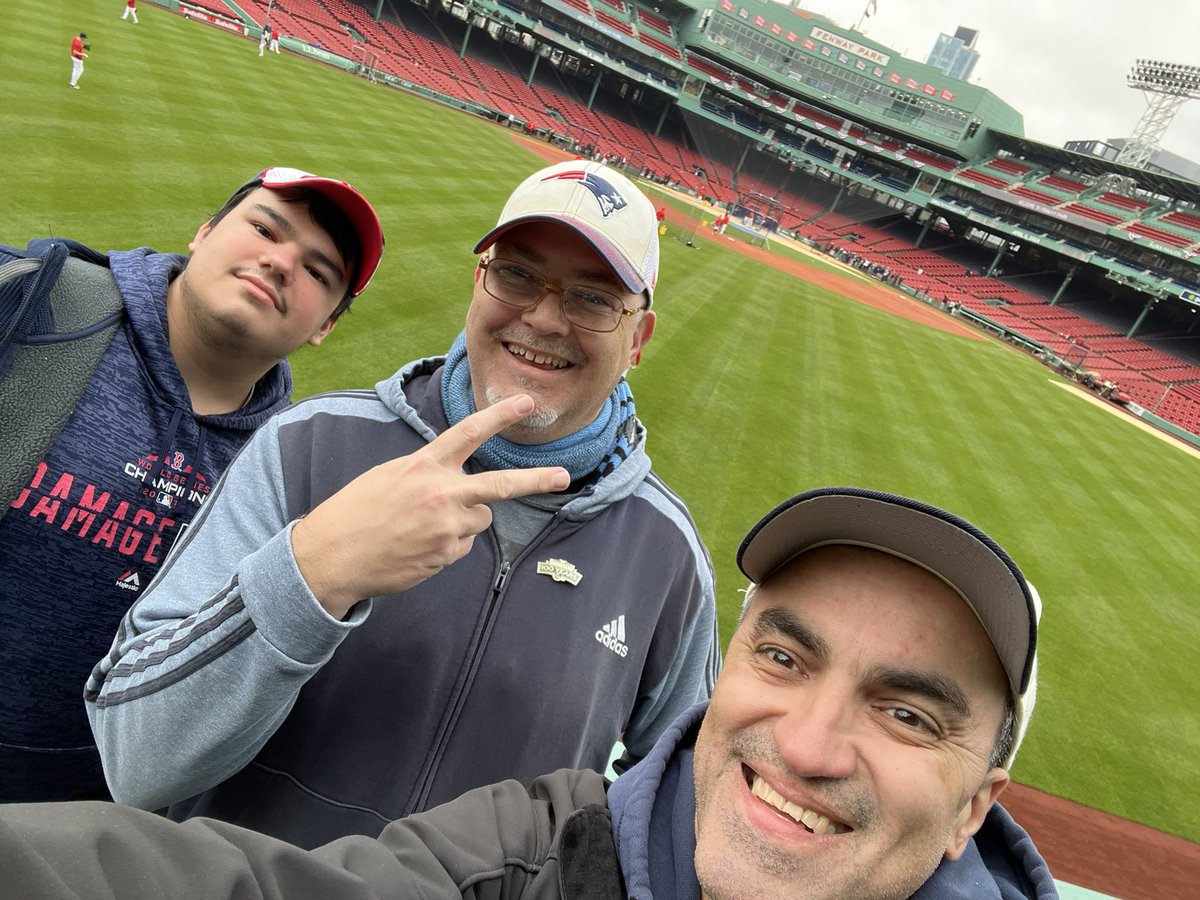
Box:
542 170 628 217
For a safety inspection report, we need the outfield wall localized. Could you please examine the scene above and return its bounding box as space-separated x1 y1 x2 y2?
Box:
159 0 500 120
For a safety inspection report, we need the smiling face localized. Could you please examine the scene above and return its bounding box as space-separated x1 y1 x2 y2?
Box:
168 187 348 367
463 220 655 444
692 546 1011 900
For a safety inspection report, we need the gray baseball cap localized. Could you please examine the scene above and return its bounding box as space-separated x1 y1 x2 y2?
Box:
737 486 1041 767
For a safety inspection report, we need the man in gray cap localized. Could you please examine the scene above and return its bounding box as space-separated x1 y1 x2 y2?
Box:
1 486 1052 898
86 160 720 848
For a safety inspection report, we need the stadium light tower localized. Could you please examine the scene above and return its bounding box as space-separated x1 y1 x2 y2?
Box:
1115 60 1200 169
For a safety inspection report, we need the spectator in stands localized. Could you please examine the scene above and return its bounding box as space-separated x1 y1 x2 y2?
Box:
7 487 1052 900
87 159 719 850
0 166 385 803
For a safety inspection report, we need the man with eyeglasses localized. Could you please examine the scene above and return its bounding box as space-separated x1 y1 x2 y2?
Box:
1 166 385 803
87 160 720 849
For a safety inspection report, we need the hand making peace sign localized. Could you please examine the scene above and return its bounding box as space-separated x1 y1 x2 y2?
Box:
291 394 569 619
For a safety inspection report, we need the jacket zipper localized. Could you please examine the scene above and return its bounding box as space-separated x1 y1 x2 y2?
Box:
408 519 558 813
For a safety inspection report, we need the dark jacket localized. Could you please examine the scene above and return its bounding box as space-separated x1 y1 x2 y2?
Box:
0 703 1057 898
87 357 719 847
607 704 1059 899
0 244 291 802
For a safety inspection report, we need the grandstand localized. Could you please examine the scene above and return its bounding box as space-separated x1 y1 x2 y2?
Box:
164 0 1200 439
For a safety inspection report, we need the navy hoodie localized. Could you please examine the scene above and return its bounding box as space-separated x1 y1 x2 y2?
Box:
0 247 291 801
607 703 1058 899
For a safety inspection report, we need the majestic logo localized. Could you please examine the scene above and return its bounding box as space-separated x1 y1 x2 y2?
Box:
595 615 629 657
536 558 582 586
115 570 141 592
542 170 628 217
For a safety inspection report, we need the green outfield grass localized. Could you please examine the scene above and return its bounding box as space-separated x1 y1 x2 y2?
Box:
5 0 1197 843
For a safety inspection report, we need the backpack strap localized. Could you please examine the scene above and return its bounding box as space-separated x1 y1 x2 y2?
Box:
0 243 70 359
0 242 126 517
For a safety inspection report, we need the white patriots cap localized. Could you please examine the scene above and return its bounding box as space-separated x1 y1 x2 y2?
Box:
473 160 660 305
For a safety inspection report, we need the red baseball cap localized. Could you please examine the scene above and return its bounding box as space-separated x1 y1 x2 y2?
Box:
233 166 385 297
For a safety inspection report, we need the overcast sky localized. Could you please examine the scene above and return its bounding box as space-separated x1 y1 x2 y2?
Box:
770 0 1200 161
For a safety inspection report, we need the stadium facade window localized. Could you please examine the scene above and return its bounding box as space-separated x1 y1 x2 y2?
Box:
707 16 969 142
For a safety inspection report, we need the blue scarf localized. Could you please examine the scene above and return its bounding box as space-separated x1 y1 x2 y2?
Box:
439 332 637 482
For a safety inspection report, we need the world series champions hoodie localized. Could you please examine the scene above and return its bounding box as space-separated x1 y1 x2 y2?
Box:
0 246 292 801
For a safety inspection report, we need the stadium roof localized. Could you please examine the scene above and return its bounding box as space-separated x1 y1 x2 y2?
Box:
991 131 1200 204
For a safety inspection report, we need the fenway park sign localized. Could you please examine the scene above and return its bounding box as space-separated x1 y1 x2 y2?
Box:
810 27 890 66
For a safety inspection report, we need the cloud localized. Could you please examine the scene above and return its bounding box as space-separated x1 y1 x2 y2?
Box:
778 0 1199 158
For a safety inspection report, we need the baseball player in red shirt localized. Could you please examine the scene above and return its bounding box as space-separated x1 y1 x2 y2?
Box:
122 0 139 25
69 33 90 89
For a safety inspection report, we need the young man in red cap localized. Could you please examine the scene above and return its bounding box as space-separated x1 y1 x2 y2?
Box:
87 160 720 850
0 167 385 803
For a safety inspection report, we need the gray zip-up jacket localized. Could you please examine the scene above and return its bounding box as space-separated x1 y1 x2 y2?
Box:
86 355 720 848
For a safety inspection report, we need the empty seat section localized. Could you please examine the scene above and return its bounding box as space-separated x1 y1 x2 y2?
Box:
594 10 635 36
1008 185 1062 206
635 6 674 36
1160 210 1200 235
687 53 734 85
1095 192 1151 213
956 168 1010 190
793 104 843 131
1038 174 1088 195
186 0 240 19
1124 223 1195 249
985 157 1034 176
1063 203 1124 226
1155 390 1200 434
636 31 683 60
901 147 957 171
